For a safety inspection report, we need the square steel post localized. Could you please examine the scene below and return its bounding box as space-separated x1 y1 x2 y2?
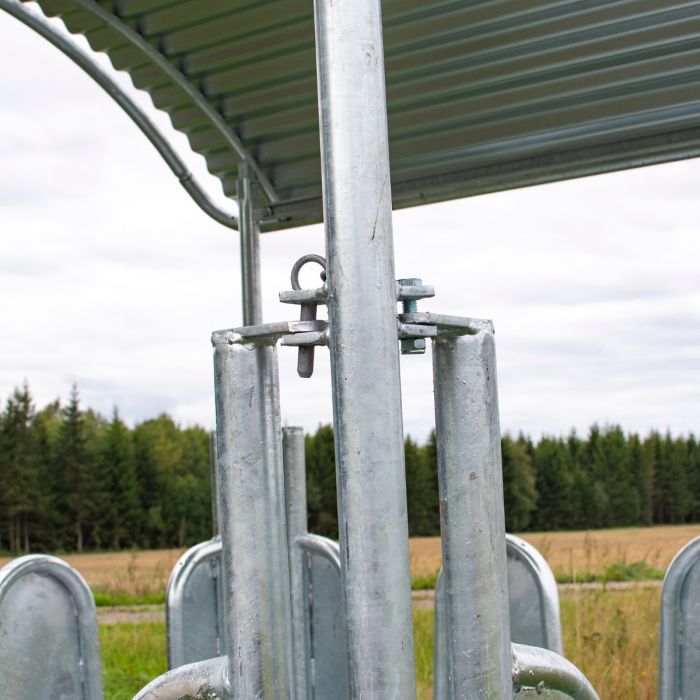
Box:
312 1 416 696
432 331 512 698
212 338 294 699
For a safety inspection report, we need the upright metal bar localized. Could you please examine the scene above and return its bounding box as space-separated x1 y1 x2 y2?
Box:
238 167 263 326
208 431 221 537
212 337 294 698
283 426 309 700
312 1 416 696
432 331 512 698
659 535 700 699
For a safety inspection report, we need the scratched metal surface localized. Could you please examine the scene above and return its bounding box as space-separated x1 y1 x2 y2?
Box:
0 555 103 700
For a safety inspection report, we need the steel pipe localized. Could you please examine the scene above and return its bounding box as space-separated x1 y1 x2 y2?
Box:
132 655 228 700
237 170 263 326
312 0 416 695
511 644 600 700
212 335 294 699
659 535 700 699
0 0 238 231
70 0 278 204
283 426 309 700
432 331 512 698
208 431 221 537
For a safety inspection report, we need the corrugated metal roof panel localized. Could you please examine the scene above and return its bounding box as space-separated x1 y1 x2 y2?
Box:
27 0 700 230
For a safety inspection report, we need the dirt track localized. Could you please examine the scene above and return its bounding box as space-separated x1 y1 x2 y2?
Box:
97 580 664 624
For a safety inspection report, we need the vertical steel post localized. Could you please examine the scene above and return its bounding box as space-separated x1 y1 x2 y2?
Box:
208 431 220 537
212 338 294 698
312 1 416 696
432 331 512 699
283 426 309 700
238 165 262 326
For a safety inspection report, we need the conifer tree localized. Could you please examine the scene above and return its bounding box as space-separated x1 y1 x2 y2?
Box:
55 385 94 552
502 435 536 532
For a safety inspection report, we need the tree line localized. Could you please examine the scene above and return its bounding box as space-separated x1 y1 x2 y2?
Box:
1 383 699 554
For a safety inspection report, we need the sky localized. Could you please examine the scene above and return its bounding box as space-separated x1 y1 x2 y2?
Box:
0 8 698 442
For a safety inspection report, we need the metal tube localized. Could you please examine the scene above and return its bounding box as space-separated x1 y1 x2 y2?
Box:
659 535 700 699
312 0 416 696
0 0 239 231
208 431 221 537
71 0 278 204
238 169 263 326
212 336 294 698
511 644 600 700
432 331 512 698
283 426 309 700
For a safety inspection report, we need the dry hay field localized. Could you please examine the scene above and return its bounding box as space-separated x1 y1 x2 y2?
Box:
409 523 700 580
0 548 184 600
3 525 695 699
2 524 699 598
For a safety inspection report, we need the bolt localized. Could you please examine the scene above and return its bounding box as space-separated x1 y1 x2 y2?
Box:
398 278 426 355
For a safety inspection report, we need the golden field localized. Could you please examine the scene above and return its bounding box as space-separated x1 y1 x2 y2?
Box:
1 526 687 698
2 524 700 596
409 523 700 580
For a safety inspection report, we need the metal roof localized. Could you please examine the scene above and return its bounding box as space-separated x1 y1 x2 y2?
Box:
25 0 700 231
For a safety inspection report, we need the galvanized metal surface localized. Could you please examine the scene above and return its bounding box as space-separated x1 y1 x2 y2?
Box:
314 0 416 695
238 169 263 326
0 554 103 700
16 0 700 231
296 534 347 700
511 643 600 700
432 330 512 698
212 335 294 698
132 654 228 700
283 426 310 700
505 534 563 654
166 537 225 670
162 533 349 698
209 431 221 537
659 535 700 699
434 534 563 699
1 0 238 231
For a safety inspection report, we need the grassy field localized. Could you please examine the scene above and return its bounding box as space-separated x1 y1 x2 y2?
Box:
99 586 661 699
410 523 700 582
2 525 692 697
3 524 698 601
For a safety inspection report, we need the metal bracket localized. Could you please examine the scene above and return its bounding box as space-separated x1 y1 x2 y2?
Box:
399 312 493 337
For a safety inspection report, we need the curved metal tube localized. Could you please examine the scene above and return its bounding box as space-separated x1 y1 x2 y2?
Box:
71 0 278 204
659 535 700 699
0 554 103 700
166 536 224 670
295 532 342 573
132 655 229 700
511 643 599 700
0 0 238 230
506 533 564 655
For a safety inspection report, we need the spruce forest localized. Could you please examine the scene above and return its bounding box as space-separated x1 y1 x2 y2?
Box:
1 383 699 554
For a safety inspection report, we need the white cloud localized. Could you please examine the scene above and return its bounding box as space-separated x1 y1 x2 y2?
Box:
0 11 698 443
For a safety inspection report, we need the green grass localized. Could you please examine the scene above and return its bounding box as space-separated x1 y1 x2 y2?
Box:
554 559 665 584
414 609 434 699
412 572 439 590
99 622 166 700
94 590 165 607
99 614 435 699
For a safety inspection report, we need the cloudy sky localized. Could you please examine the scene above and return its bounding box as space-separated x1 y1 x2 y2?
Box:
1 8 698 442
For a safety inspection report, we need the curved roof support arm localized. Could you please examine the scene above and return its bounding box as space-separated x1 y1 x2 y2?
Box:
1 0 238 230
72 0 278 204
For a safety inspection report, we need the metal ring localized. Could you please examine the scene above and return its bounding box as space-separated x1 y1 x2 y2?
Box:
290 254 327 290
